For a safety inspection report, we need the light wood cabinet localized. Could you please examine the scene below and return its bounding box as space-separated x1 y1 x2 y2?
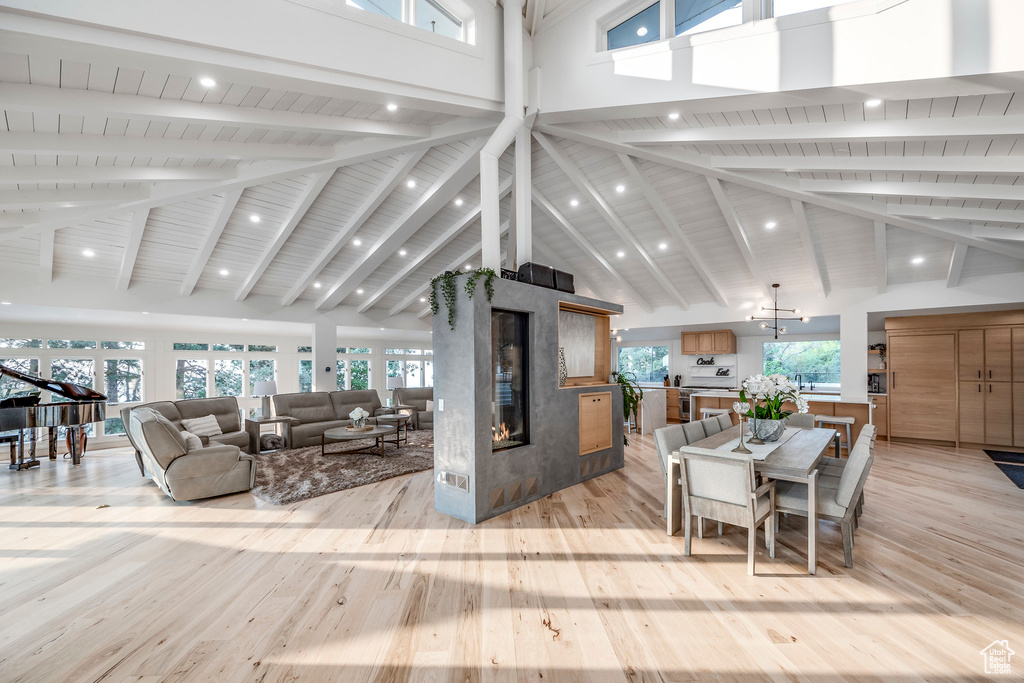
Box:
985 327 1013 382
1013 328 1024 381
680 329 736 355
1015 383 1024 447
666 388 680 423
958 381 986 443
872 396 887 438
888 333 957 441
579 392 612 455
985 382 1014 446
958 329 985 382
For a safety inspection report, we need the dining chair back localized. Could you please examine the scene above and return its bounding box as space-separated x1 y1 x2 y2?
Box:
715 413 734 432
653 425 688 517
786 413 816 429
682 421 706 444
701 417 723 436
677 446 775 575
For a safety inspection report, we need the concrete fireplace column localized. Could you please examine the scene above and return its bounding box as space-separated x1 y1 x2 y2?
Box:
840 309 869 402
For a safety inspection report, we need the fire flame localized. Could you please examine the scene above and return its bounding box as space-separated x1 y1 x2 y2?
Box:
492 422 510 442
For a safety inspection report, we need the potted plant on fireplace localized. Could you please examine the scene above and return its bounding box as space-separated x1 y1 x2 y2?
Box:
738 373 809 442
611 370 643 446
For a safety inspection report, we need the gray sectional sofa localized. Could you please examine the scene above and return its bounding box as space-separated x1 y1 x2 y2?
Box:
121 396 251 475
393 387 433 430
273 389 389 448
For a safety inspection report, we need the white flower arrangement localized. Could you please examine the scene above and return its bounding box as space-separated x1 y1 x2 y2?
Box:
349 406 370 422
740 373 809 419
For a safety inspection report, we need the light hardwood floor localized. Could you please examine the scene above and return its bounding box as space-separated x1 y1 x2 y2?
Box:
1 436 1023 682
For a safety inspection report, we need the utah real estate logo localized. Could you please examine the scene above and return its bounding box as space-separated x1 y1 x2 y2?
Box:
980 640 1014 675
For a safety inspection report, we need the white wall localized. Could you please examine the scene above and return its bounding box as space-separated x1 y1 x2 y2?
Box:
533 0 1024 117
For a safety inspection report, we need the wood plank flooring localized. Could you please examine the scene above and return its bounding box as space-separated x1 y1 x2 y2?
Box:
1 436 1023 682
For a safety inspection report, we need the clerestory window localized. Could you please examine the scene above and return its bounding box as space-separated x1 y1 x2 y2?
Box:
347 0 466 41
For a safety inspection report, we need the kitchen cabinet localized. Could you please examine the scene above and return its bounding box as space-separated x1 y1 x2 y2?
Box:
986 328 1013 382
872 395 887 438
958 329 985 381
666 388 680 423
1015 383 1024 448
984 382 1013 446
888 333 957 442
680 329 736 355
1013 327 1024 381
579 392 612 456
958 381 986 443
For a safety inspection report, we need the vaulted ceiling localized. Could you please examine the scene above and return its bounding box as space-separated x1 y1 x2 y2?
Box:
2 2 1023 323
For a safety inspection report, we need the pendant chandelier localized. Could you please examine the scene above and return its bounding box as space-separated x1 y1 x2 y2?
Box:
746 284 810 340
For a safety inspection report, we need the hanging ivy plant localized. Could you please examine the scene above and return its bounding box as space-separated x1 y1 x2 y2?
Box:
429 267 497 331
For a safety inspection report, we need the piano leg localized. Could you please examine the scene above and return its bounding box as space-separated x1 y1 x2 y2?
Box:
65 426 86 466
6 430 40 470
48 427 58 460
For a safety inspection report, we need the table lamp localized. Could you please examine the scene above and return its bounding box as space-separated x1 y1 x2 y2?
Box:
253 380 278 419
386 376 404 407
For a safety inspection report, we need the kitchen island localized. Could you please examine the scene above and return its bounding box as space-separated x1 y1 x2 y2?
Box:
690 391 878 454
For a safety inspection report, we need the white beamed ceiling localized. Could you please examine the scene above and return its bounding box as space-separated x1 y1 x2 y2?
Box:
2 11 1024 321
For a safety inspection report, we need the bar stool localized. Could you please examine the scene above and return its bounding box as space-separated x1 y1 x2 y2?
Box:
700 407 732 420
815 414 855 458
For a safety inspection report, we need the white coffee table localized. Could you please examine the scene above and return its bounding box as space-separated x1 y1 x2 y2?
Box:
321 425 396 456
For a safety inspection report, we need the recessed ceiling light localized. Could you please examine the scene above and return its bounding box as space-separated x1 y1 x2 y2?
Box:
199 77 216 88
0 301 11 305
399 249 407 256
242 318 249 322
624 328 629 331
406 180 416 189
386 103 398 112
454 198 464 206
658 242 668 250
636 26 648 37
616 184 625 193
353 238 362 246
420 297 427 302
356 288 364 294
865 98 882 107
250 214 260 223
570 199 579 207
380 327 386 331
616 250 625 258
465 264 473 270
765 221 777 229
220 269 229 276
911 256 925 265
313 282 322 289
141 311 148 314
82 249 95 257
668 112 680 120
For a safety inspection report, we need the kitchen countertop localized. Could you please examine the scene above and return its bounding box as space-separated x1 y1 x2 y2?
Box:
690 391 875 404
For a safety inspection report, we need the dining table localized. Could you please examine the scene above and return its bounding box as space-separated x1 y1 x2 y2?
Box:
666 425 836 575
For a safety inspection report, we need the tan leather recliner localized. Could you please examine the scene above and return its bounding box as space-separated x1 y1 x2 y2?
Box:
129 407 255 502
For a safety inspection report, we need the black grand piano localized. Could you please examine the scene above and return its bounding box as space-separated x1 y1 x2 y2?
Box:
0 364 107 469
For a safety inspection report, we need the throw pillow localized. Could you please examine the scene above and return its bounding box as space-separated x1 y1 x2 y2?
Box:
179 430 204 452
181 414 223 438
425 400 434 412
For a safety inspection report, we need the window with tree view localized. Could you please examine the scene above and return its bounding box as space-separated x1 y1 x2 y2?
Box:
617 346 669 384
763 340 840 388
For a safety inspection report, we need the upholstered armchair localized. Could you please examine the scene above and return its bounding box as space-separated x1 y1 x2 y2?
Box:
129 407 255 502
393 387 433 430
677 446 776 576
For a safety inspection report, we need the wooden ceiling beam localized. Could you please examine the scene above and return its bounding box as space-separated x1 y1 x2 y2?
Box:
116 209 150 291
180 188 243 297
801 180 1024 203
705 177 774 300
946 242 968 288
0 166 237 185
711 155 1024 176
38 229 54 284
790 199 829 298
0 187 149 210
874 221 888 294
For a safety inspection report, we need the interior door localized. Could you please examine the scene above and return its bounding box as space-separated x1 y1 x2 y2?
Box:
985 382 1013 446
958 381 985 443
889 333 957 441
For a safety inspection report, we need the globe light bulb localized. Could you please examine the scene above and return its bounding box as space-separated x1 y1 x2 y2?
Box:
746 315 754 321
801 316 811 323
793 308 800 315
759 322 768 330
779 326 788 334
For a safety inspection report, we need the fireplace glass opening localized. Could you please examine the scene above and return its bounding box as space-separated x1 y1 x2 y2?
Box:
492 309 529 452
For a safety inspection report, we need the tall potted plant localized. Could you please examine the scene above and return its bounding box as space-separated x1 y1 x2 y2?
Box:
611 370 643 446
738 373 809 442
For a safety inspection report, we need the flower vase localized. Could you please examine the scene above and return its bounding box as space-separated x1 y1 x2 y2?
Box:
753 418 786 442
353 418 366 430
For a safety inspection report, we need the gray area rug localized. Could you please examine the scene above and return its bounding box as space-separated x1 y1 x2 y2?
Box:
251 429 434 505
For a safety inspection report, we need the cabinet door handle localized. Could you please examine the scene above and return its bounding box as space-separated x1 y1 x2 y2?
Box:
978 384 982 392
989 384 992 393
978 370 982 379
989 370 992 379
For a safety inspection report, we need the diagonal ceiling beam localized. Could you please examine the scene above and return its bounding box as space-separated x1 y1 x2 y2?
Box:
946 243 968 288
874 221 887 294
534 132 689 309
0 187 149 210
180 189 243 297
0 166 237 185
614 114 1024 146
394 222 511 317
790 199 828 298
116 209 151 291
235 171 335 302
705 177 773 300
0 83 429 139
535 123 1024 261
280 150 428 307
316 137 489 310
887 204 1024 225
0 131 333 161
359 176 513 313
618 153 729 307
529 0 548 35
972 225 1024 241
533 186 653 313
0 117 498 243
710 155 1024 176
800 180 1024 203
38 229 54 284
